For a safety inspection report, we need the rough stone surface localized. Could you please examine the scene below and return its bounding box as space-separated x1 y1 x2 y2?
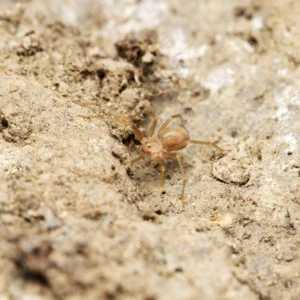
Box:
0 0 300 299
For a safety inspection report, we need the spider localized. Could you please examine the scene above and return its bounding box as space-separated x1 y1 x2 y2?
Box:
74 101 223 204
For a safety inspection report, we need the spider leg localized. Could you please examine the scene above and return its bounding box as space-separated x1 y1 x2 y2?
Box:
79 114 130 127
168 139 223 152
74 101 144 142
176 154 186 206
164 152 186 205
155 157 166 192
157 114 186 135
128 154 147 167
189 140 223 151
143 110 158 137
75 101 131 124
72 100 98 107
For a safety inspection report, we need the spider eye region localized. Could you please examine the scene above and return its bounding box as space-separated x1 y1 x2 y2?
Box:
143 137 163 153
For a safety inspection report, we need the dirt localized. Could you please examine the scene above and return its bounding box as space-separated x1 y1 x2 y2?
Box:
0 0 299 299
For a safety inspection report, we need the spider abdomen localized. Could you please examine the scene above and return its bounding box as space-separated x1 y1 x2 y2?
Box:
158 126 190 150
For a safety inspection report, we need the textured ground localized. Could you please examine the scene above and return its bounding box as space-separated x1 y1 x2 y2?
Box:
0 0 300 299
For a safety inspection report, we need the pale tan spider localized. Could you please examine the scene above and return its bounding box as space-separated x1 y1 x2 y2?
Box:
74 101 222 204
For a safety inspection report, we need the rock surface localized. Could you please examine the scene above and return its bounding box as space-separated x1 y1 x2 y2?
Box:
0 0 299 299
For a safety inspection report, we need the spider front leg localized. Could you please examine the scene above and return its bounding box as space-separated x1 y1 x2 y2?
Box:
143 110 158 137
155 157 166 193
73 101 144 142
176 154 186 205
164 152 186 205
157 114 186 135
127 154 147 167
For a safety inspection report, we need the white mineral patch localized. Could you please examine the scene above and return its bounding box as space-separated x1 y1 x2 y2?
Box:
160 28 209 61
281 133 298 153
275 87 299 151
277 68 287 77
251 15 264 30
59 4 77 26
101 0 167 35
275 87 290 121
202 67 235 94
